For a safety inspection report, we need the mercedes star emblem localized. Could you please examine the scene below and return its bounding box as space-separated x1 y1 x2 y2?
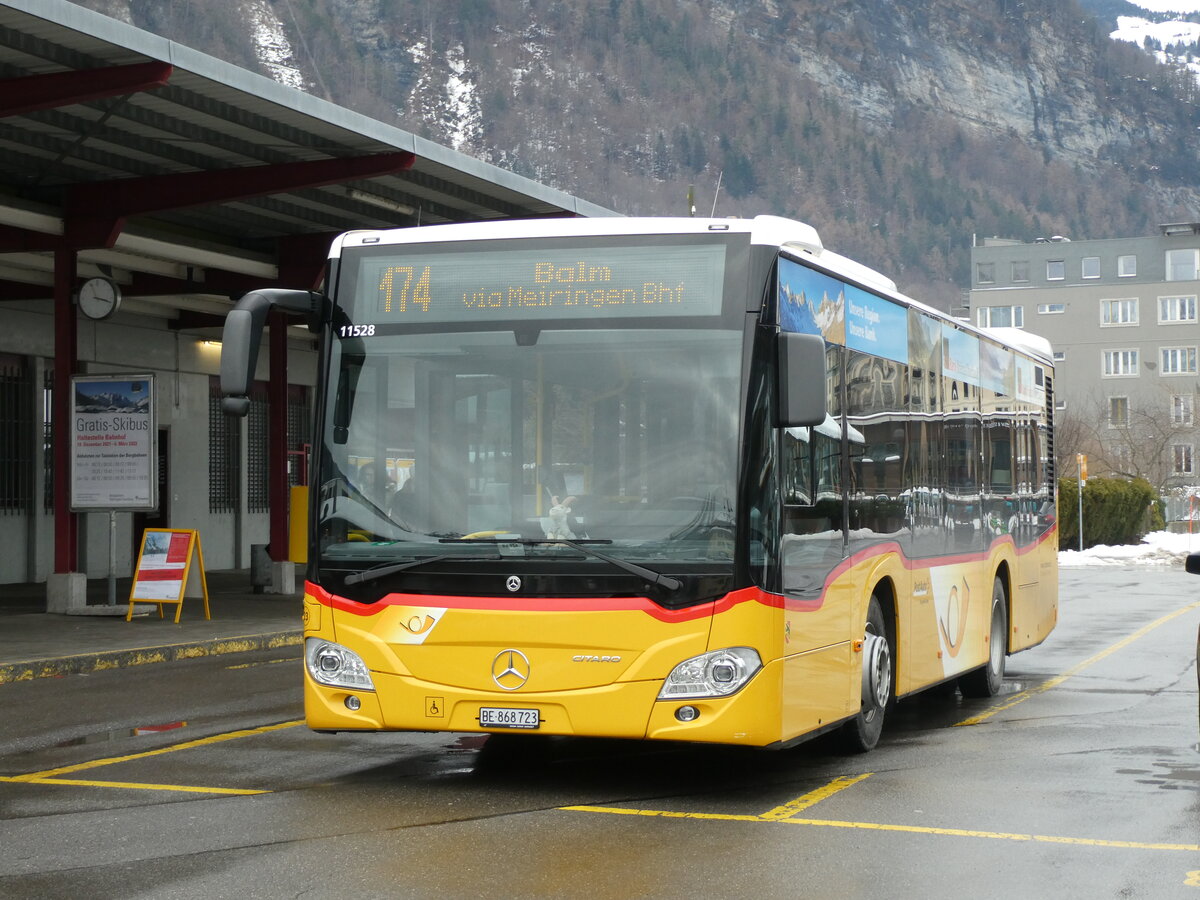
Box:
506 575 522 592
492 649 530 690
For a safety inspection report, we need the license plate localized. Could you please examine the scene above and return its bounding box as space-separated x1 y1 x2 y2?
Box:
479 707 540 730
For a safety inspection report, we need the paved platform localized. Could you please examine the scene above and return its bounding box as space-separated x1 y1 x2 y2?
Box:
0 570 302 684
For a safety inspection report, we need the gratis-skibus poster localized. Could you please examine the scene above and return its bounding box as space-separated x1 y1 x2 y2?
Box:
70 374 157 511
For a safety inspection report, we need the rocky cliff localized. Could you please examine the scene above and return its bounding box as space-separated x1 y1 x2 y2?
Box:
74 0 1200 308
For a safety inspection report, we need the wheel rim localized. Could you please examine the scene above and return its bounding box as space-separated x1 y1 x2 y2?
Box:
861 628 891 716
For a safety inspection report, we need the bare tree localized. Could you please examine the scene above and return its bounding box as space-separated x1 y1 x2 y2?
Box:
1068 386 1197 493
1051 404 1093 482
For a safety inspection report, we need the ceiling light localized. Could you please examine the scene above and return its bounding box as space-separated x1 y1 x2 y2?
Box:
345 188 415 216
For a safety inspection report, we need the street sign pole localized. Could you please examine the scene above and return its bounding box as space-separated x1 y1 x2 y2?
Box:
1077 453 1087 552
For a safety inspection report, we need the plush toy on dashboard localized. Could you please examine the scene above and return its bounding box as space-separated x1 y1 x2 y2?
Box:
543 495 577 541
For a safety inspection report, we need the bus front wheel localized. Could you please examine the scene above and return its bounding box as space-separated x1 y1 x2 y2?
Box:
841 593 892 753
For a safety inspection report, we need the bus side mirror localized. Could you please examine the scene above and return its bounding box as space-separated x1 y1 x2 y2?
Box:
1187 553 1200 576
219 289 324 417
776 332 827 427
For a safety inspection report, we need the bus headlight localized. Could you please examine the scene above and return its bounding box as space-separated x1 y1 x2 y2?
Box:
305 638 376 691
658 647 762 699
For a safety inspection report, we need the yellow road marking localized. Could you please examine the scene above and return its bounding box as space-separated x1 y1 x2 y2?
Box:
957 600 1200 727
568 806 1200 852
759 774 871 820
8 719 303 781
781 817 1200 852
225 657 300 670
562 775 871 823
565 773 1198 853
558 806 764 821
0 775 267 795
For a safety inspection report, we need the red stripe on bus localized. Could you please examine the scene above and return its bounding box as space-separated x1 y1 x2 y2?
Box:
307 581 759 623
307 525 1057 622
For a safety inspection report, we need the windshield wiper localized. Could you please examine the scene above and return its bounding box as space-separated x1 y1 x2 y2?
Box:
343 553 497 586
440 537 681 592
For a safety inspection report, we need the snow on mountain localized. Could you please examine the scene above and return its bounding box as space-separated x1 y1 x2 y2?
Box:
405 40 482 153
1121 0 1200 13
246 0 306 91
1114 16 1200 77
1109 0 1200 80
1114 16 1200 45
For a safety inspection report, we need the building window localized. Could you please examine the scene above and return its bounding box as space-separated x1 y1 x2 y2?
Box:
247 384 269 514
1158 294 1197 324
1012 260 1030 283
1166 248 1199 281
287 384 311 487
1102 349 1139 377
1172 394 1194 426
1100 298 1138 326
1047 259 1065 281
1174 444 1194 476
0 354 33 514
1118 254 1137 277
977 305 1024 328
1108 396 1129 427
1082 256 1101 279
1038 303 1065 314
977 262 995 285
208 377 239 513
1161 346 1198 375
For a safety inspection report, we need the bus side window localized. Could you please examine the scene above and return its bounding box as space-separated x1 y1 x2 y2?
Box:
784 427 813 506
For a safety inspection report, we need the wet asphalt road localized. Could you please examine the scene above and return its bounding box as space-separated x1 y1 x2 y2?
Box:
1 565 1198 899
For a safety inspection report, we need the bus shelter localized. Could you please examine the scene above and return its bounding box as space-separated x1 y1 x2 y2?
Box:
0 0 613 606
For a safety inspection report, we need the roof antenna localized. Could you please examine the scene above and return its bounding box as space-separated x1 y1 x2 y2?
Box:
710 170 723 217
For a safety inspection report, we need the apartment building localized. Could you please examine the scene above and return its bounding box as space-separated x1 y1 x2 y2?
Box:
969 224 1200 508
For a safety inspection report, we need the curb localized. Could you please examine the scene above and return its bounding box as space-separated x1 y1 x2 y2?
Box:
0 631 302 684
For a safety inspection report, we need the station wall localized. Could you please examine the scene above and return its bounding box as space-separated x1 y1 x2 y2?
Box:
0 302 316 584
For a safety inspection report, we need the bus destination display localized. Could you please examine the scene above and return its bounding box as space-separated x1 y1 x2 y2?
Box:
357 243 726 324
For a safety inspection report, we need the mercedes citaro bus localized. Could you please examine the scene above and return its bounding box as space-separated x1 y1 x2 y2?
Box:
220 215 1057 752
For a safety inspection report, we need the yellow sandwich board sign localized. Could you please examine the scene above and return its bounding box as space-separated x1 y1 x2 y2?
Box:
127 528 210 623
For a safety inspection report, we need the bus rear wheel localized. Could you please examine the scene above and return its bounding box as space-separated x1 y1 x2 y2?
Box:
959 576 1007 698
841 593 892 753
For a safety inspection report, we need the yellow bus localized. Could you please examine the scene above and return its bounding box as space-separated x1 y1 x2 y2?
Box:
220 215 1057 752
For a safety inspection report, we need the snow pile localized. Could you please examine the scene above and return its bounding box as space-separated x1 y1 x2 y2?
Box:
1059 530 1200 567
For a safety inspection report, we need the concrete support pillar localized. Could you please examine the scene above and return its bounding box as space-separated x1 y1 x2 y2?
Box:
48 246 79 612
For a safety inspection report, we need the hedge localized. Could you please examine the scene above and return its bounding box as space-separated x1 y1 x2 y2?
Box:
1057 476 1164 551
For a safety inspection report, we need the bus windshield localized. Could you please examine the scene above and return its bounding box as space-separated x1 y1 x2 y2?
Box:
317 325 743 571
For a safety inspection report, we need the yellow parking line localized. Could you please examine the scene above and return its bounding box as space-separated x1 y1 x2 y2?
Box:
8 719 303 781
759 774 871 820
225 657 300 670
561 774 870 822
0 775 267 795
957 600 1200 727
781 817 1200 852
559 806 764 821
563 772 1198 853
